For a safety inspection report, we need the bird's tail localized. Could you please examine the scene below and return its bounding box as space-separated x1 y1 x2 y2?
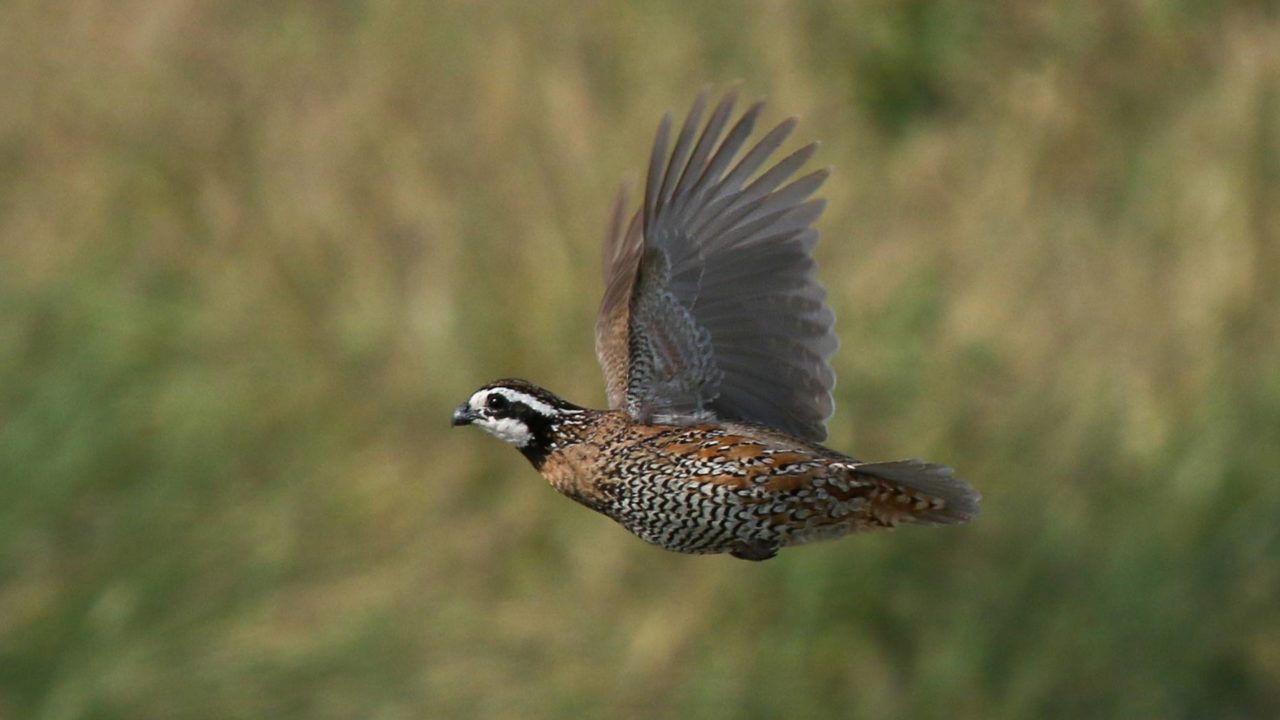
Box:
852 459 981 526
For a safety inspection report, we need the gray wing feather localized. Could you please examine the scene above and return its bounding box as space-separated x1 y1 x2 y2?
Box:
599 89 838 440
643 113 672 230
669 91 738 208
656 93 707 211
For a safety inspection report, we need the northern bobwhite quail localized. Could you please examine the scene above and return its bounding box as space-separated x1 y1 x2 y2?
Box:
452 89 980 561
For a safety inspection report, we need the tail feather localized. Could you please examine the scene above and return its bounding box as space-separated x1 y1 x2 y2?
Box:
854 459 981 525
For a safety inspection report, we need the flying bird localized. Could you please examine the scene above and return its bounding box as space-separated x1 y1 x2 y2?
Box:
452 89 979 560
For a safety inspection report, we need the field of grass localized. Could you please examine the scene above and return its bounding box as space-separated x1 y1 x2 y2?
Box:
2 1 1278 718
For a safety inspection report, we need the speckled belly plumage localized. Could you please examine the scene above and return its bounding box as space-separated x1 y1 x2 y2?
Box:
545 419 918 556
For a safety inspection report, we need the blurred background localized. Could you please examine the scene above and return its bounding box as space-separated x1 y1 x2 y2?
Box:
2 1 1278 718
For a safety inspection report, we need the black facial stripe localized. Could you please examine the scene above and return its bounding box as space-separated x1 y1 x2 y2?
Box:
512 403 556 468
487 400 539 421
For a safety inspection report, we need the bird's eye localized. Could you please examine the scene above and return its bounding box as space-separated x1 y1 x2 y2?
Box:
485 394 508 412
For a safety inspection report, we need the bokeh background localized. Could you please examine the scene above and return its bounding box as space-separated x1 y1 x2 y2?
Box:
3 1 1279 718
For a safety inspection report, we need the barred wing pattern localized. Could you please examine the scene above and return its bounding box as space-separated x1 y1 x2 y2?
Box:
595 90 838 442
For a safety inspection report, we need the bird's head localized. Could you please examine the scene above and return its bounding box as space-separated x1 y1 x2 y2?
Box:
451 379 585 465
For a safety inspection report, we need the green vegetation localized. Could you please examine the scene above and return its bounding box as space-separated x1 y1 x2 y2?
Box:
2 1 1278 717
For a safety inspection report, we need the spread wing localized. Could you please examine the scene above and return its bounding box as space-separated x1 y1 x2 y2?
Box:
595 89 837 442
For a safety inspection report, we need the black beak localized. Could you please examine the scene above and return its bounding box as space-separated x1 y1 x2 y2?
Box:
451 403 475 427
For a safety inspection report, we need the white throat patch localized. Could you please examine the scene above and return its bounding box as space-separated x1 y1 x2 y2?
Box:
477 416 533 447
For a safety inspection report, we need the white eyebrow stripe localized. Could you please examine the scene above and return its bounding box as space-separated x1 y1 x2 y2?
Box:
470 387 576 417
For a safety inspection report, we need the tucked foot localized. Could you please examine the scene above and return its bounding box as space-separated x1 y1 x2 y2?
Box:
730 539 779 561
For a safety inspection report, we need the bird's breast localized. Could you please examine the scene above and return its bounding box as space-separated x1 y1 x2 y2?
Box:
538 443 612 509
